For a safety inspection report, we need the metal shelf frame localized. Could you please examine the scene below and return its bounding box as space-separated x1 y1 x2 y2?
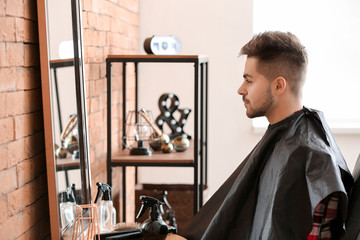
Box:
106 55 208 221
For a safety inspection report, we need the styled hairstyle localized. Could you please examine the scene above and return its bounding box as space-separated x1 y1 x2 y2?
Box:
240 31 308 97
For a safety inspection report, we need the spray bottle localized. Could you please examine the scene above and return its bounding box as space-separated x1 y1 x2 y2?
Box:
59 184 77 229
136 195 177 240
162 191 177 233
94 182 116 232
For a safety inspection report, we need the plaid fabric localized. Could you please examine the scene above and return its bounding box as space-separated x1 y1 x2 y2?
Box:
307 194 340 240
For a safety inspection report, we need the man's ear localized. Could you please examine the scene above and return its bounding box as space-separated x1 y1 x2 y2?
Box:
273 77 286 95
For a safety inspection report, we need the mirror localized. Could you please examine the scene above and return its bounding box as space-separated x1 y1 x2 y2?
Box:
37 0 91 238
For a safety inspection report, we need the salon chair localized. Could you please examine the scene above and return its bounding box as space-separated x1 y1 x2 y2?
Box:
342 154 360 240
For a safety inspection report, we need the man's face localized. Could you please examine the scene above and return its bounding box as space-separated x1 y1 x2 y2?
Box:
238 57 274 119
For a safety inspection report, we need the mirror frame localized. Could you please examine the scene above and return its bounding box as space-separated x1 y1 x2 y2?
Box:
37 0 91 238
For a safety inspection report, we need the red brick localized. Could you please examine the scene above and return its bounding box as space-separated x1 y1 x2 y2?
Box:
6 91 25 115
83 0 92 12
0 167 17 195
86 78 90 98
24 44 39 67
0 117 14 144
86 46 104 63
0 194 49 239
110 18 125 34
83 28 97 47
8 177 44 215
24 0 37 21
87 12 99 30
118 0 139 12
6 0 24 17
89 145 96 164
7 138 27 168
89 96 100 113
99 62 106 79
0 67 17 92
102 15 111 32
0 195 7 225
17 158 35 187
94 77 105 96
88 110 103 130
108 62 123 79
100 92 106 109
0 0 5 16
24 131 45 159
0 17 16 42
0 144 6 170
16 67 41 90
82 11 88 29
18 216 50 240
25 89 42 113
129 34 139 50
84 46 92 63
6 42 24 67
0 42 6 66
0 92 6 118
96 141 106 160
14 111 43 139
87 63 101 81
7 89 42 116
90 126 101 145
33 152 46 176
86 97 91 115
91 0 105 14
15 18 38 43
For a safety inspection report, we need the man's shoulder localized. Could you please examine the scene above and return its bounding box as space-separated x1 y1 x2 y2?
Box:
288 107 331 146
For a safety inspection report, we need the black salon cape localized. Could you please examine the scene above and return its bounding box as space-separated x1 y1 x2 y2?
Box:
181 107 353 240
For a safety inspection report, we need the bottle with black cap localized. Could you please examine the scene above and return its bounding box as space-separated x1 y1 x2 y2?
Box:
59 190 76 229
95 182 116 232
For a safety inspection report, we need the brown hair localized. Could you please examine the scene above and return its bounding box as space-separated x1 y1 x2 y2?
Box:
240 31 308 97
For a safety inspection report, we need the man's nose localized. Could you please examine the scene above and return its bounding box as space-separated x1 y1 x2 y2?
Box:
238 83 246 95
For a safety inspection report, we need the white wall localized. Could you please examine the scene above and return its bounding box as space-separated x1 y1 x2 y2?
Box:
138 0 360 198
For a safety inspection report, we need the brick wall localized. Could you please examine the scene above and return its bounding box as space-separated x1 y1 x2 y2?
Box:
0 0 50 239
0 0 140 238
82 0 140 221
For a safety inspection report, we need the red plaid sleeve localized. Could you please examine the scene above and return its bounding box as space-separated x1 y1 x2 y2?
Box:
306 194 340 240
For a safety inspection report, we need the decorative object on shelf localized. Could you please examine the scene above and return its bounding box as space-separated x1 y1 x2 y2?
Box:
161 142 174 153
155 93 192 140
72 204 99 240
124 110 154 156
72 150 80 160
138 108 170 151
144 35 182 55
173 136 190 152
61 114 79 158
55 145 68 159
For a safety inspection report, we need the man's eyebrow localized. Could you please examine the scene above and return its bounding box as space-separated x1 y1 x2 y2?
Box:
243 73 253 79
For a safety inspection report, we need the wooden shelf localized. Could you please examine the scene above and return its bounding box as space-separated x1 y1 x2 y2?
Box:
111 141 194 166
107 54 208 61
56 157 80 170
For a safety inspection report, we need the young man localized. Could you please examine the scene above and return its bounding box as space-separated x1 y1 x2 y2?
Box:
181 32 353 239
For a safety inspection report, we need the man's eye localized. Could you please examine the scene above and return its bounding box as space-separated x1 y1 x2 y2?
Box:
246 80 252 84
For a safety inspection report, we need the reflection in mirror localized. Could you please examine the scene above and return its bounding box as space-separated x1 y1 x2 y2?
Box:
37 0 91 238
